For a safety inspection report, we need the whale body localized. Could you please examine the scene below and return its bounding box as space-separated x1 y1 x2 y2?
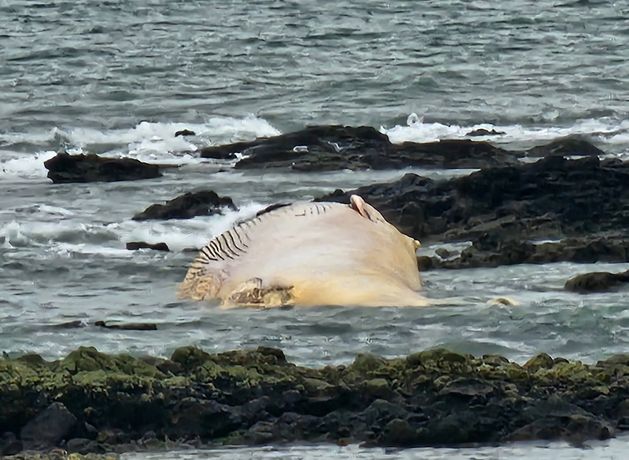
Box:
178 195 426 308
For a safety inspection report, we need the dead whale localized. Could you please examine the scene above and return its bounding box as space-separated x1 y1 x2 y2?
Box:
178 195 427 308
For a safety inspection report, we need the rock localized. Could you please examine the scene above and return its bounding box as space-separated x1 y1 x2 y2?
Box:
20 402 77 450
564 270 629 293
66 437 99 454
175 129 196 137
422 236 629 270
132 190 237 221
44 152 161 184
465 128 506 137
526 136 605 158
0 432 21 456
125 241 170 251
523 353 555 371
94 321 158 331
199 125 518 170
1 346 628 453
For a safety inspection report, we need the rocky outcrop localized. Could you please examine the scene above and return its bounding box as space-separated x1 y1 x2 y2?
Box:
199 125 519 170
526 136 605 158
197 126 607 172
0 346 627 455
418 236 629 270
132 190 237 221
320 156 629 245
565 270 629 293
44 152 161 184
125 241 170 251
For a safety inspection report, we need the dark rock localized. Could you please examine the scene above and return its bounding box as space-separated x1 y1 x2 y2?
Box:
564 270 629 293
465 128 506 137
132 190 237 221
523 353 555 371
175 129 196 137
199 125 518 170
508 398 614 443
94 321 158 331
2 346 629 453
422 236 629 270
20 402 77 450
527 136 605 158
126 241 170 251
44 152 161 184
66 437 99 454
0 432 21 456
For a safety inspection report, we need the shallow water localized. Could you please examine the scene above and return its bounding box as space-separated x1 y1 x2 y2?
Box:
1 0 628 457
123 436 629 460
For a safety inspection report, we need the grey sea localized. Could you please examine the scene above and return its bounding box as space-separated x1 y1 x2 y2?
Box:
1 0 628 458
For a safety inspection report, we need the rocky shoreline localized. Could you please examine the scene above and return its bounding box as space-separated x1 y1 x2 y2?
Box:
1 346 628 457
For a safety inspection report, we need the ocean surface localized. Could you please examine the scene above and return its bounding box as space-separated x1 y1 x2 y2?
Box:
1 0 628 458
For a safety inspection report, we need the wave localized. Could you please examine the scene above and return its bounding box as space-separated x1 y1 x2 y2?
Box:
0 114 280 179
0 202 267 255
382 113 629 151
2 113 628 181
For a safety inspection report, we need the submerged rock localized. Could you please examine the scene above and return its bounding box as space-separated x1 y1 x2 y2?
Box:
199 125 519 170
132 190 237 221
564 270 629 293
44 152 161 184
0 346 626 454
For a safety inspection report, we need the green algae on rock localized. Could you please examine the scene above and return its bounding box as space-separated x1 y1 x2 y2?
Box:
0 346 628 455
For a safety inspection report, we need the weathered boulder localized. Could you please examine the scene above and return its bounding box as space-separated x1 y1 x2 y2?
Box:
565 270 629 293
20 402 77 450
0 346 627 454
526 136 605 158
199 125 519 170
44 152 161 184
132 190 237 221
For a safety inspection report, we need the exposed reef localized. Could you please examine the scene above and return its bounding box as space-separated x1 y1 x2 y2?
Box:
1 346 628 456
199 125 518 170
132 190 237 221
197 125 604 172
44 152 161 184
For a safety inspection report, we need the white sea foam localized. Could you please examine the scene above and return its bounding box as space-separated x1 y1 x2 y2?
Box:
0 220 117 248
62 114 280 160
0 203 268 255
0 150 57 180
111 202 268 252
0 115 281 178
382 113 629 151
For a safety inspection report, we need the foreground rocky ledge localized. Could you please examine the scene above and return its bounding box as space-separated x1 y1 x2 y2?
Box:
1 346 628 456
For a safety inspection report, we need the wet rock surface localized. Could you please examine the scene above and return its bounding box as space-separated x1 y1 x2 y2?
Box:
418 236 629 270
565 270 629 293
319 156 629 267
125 241 170 251
1 346 627 454
44 152 161 184
132 190 237 221
199 125 519 170
525 136 606 158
